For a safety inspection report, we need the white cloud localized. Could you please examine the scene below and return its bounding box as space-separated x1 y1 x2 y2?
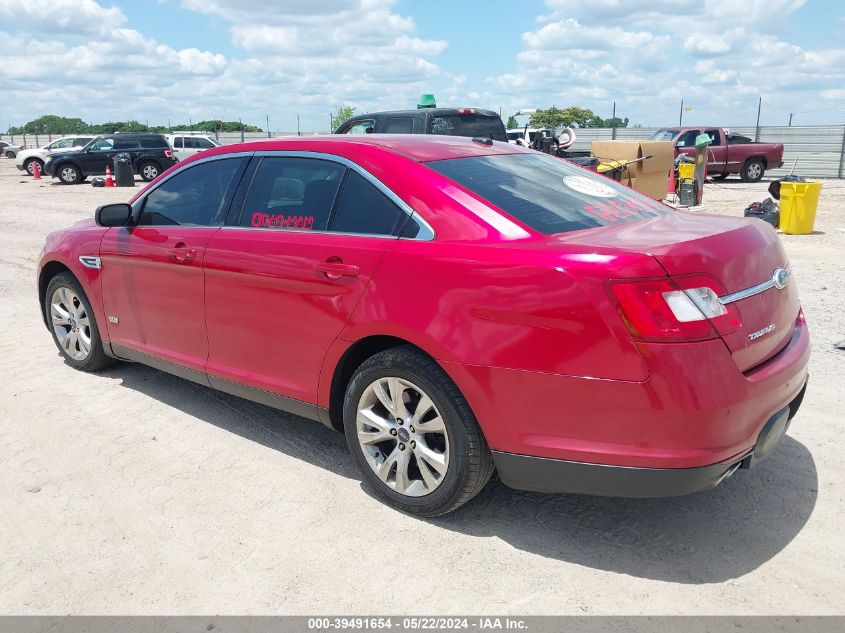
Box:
489 0 845 126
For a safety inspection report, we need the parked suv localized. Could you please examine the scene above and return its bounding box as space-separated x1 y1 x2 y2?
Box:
45 133 177 184
335 107 508 142
16 136 95 176
165 133 221 161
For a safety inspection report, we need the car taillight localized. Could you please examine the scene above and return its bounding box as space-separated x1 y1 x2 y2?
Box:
164 149 173 158
457 108 475 114
610 275 741 342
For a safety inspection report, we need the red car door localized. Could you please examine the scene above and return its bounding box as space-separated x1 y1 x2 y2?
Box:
203 155 414 406
99 157 246 373
703 128 728 174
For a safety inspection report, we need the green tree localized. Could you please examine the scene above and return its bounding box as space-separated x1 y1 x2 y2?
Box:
331 104 356 130
7 115 263 135
529 106 629 129
506 115 519 129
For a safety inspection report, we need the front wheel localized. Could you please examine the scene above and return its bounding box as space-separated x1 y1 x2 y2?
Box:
45 272 114 372
139 161 160 181
58 163 83 184
344 346 493 517
741 158 765 183
5 151 14 159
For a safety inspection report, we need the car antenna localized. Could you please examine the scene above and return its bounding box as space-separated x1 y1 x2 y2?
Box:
472 136 493 146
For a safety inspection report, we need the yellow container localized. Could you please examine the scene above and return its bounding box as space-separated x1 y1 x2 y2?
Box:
779 181 821 235
677 163 695 181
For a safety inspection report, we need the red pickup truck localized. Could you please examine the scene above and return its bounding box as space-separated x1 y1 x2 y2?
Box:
650 127 784 182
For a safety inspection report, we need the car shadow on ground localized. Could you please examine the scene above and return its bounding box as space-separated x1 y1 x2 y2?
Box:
102 360 818 585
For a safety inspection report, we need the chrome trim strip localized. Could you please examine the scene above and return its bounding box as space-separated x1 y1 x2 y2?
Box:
719 266 790 305
78 256 102 269
131 149 435 241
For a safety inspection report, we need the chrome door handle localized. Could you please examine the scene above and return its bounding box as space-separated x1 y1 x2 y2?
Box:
315 260 359 279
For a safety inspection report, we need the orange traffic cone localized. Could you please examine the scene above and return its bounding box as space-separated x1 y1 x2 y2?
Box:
105 164 114 187
33 161 41 180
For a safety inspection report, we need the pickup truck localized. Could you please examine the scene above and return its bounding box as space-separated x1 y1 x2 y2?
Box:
335 108 508 143
649 127 784 182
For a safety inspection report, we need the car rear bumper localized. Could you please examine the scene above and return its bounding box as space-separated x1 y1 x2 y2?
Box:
444 312 810 473
492 381 804 496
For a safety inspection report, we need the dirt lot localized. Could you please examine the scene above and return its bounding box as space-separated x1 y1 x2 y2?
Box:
0 158 843 615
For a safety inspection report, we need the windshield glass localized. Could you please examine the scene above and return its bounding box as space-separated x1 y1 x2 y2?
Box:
649 129 679 141
426 153 668 235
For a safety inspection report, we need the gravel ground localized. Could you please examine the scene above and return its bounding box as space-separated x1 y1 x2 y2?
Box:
0 158 843 615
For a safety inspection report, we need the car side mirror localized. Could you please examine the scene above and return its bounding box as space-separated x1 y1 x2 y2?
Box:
96 203 133 227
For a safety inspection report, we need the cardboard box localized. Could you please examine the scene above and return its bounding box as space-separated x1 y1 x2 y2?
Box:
591 139 674 199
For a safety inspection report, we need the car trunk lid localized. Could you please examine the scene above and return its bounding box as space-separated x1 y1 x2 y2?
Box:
558 211 800 371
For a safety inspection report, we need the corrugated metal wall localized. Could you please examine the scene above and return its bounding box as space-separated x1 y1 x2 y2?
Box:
563 125 845 179
4 125 844 178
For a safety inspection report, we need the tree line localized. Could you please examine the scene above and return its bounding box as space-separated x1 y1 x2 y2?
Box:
7 115 263 135
508 106 630 130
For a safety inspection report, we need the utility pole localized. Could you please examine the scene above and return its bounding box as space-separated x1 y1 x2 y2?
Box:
168 118 171 132
679 99 684 126
611 101 617 140
266 114 270 138
330 113 333 132
788 113 793 126
297 114 301 136
755 97 762 141
239 117 244 143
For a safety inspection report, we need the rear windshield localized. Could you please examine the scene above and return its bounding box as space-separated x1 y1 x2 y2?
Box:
430 114 507 142
426 153 669 235
649 129 679 141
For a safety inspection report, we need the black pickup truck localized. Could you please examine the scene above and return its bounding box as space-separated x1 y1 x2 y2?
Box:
45 133 177 184
334 108 508 142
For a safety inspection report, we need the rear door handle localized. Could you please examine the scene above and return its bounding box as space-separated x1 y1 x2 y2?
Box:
315 259 359 279
170 242 197 264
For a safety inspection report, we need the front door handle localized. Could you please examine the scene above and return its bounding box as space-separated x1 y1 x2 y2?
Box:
315 258 359 280
170 242 197 264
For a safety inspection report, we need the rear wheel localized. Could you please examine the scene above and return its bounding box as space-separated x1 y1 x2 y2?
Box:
45 273 114 372
139 161 160 181
24 158 44 176
344 346 493 517
741 158 765 183
5 151 15 159
58 163 83 184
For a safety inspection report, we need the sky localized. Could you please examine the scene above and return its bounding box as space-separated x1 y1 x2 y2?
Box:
1 0 844 132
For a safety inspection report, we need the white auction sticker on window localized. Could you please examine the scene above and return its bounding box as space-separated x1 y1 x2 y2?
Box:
563 175 618 198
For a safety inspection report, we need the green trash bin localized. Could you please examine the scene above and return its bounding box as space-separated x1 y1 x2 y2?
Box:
779 181 821 235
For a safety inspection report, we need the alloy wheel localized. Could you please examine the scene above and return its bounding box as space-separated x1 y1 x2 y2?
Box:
60 167 77 183
356 377 450 497
142 165 158 180
50 286 91 361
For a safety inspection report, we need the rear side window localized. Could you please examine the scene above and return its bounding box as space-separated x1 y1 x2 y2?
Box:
114 140 141 150
140 135 168 148
427 153 668 235
430 114 507 142
329 171 407 236
239 157 345 230
139 158 242 226
383 117 414 133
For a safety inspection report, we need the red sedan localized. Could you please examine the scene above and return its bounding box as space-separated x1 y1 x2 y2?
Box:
37 135 809 516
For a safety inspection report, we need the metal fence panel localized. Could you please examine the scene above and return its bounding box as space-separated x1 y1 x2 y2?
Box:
3 125 844 178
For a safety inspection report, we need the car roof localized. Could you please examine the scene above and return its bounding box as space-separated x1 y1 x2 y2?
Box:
193 134 528 163
351 108 501 119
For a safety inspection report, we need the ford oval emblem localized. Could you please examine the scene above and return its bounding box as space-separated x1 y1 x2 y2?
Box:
772 267 791 290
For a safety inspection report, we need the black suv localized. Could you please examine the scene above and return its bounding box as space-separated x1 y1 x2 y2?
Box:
334 108 508 142
45 133 177 185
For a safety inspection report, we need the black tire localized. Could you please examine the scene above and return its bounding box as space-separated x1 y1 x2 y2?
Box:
711 173 729 181
343 345 494 517
139 161 160 182
57 162 83 184
740 158 765 183
24 158 44 176
44 272 114 372
5 151 15 159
